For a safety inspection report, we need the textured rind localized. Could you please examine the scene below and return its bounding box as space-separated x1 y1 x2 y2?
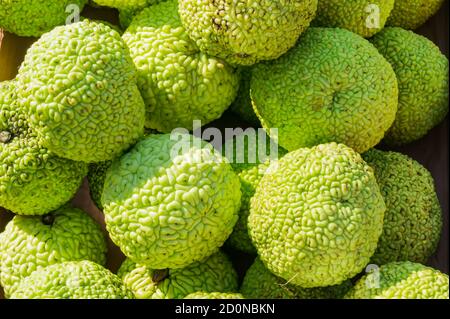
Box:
83 18 123 34
0 0 88 37
119 8 140 29
0 206 107 297
387 0 445 30
102 134 241 269
185 292 244 299
17 20 146 163
123 1 239 133
251 27 398 153
313 0 394 38
370 28 449 146
0 81 87 215
87 130 160 210
10 261 134 299
118 0 167 29
363 149 442 265
345 262 449 299
117 251 239 299
223 133 286 254
240 258 352 299
94 0 156 9
178 0 318 66
249 143 386 287
229 68 260 127
87 161 113 211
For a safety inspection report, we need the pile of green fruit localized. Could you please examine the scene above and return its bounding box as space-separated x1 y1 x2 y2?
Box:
0 0 448 299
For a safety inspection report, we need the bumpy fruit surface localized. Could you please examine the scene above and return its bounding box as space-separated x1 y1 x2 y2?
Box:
251 27 398 153
118 251 238 299
185 292 244 299
102 134 241 269
178 0 318 66
229 68 260 127
387 0 445 30
16 20 146 163
119 8 139 29
249 143 386 287
10 261 134 299
313 0 394 37
345 262 449 299
223 132 286 254
87 130 159 210
116 1 167 29
240 258 352 299
0 0 88 37
87 161 113 211
0 206 107 297
370 27 449 146
363 149 442 265
94 0 156 9
123 1 239 132
0 81 87 215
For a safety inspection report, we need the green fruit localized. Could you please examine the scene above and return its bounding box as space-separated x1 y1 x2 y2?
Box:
313 0 394 37
240 258 352 299
93 0 154 9
102 133 241 269
370 27 449 146
0 206 107 297
118 251 239 299
251 27 398 153
178 0 318 66
10 261 134 299
223 132 286 254
97 1 167 29
82 18 123 34
363 149 442 265
185 292 244 299
387 0 445 30
249 143 386 287
117 1 166 29
87 130 160 210
229 68 260 127
16 20 146 163
119 7 140 29
87 161 113 211
0 0 88 37
123 0 239 133
0 81 87 215
345 261 449 299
